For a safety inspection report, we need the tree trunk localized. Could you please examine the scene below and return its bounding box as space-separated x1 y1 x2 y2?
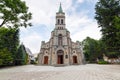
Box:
0 19 6 27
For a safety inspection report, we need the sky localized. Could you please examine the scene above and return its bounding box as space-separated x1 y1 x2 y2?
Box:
20 0 101 54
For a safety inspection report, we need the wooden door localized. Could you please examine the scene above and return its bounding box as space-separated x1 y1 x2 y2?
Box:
57 55 63 64
58 55 60 64
73 56 77 64
44 56 48 64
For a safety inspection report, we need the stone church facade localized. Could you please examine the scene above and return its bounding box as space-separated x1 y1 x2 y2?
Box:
38 4 85 66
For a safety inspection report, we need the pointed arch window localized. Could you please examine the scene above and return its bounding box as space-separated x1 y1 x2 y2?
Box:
58 34 62 45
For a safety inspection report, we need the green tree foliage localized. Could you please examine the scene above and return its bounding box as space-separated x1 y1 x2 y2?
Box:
0 0 32 28
0 27 19 65
95 0 120 58
0 48 13 66
112 16 120 51
16 44 28 65
82 37 105 63
97 39 106 56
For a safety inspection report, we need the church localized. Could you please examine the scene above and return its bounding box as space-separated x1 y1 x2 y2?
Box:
38 4 85 66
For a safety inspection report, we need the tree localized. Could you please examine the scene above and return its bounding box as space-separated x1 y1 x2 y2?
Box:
0 48 13 66
97 39 106 57
95 0 120 58
0 27 19 65
0 0 32 28
82 37 105 63
16 44 28 65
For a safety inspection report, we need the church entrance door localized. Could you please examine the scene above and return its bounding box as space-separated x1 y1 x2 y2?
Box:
58 55 63 64
73 56 78 64
44 56 48 64
57 50 64 64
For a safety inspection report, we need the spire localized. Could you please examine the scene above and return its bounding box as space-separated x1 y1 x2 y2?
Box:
58 3 63 13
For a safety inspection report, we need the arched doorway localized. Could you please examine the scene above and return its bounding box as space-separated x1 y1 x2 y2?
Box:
44 56 48 64
73 56 78 64
57 50 64 64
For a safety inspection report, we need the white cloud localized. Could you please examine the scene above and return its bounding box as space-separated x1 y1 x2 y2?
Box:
65 10 101 42
77 0 98 3
77 0 84 3
66 11 90 32
23 0 72 26
71 20 101 41
20 31 42 54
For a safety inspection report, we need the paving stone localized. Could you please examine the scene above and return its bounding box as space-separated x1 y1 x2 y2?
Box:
0 64 120 80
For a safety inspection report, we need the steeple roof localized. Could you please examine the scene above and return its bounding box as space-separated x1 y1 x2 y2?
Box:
58 3 63 13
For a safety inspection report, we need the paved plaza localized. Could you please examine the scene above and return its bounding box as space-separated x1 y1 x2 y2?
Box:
0 64 120 80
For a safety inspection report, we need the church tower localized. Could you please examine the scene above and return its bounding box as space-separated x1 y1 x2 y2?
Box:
55 3 65 29
38 3 85 66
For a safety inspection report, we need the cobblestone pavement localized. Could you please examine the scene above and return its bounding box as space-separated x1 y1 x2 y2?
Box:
0 64 120 80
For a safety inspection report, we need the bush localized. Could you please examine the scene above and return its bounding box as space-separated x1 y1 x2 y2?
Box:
30 60 37 64
98 60 109 64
